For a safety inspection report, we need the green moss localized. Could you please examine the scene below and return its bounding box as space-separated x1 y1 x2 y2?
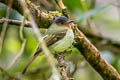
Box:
48 11 62 18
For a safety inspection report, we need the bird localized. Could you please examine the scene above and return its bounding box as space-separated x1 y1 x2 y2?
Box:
22 16 74 74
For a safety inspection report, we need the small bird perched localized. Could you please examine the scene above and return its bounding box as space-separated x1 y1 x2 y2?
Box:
22 16 74 74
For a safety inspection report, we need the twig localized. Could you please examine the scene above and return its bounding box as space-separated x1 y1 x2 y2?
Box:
0 0 61 28
0 18 120 53
0 66 19 80
0 1 119 79
19 17 26 41
26 1 49 20
18 0 60 79
56 54 74 80
0 18 31 27
0 0 13 55
6 16 27 69
26 1 61 28
7 39 26 69
55 0 69 18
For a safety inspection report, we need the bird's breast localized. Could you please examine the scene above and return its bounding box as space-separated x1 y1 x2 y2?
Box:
49 29 74 54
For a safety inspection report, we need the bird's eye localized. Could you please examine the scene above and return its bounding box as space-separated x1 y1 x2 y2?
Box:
60 20 64 25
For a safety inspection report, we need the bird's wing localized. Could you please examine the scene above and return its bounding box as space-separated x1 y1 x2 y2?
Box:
44 29 67 46
22 29 67 74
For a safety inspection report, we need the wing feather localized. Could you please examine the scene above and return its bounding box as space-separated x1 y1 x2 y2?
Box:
22 29 67 74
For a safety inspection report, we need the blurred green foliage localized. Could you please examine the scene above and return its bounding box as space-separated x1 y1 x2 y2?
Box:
0 0 120 80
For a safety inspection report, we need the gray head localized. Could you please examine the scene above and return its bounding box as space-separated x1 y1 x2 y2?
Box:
53 16 74 26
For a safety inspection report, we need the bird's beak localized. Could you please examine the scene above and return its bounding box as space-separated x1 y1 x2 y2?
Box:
67 20 74 24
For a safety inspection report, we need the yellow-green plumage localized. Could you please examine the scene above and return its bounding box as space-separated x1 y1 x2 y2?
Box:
48 25 74 53
22 16 74 74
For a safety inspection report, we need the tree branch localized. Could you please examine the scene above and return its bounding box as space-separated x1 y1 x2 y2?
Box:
55 0 69 18
78 25 120 53
18 0 60 79
0 0 13 54
0 18 31 27
0 0 120 79
0 18 119 54
54 0 120 79
73 25 120 80
0 0 62 28
56 54 74 80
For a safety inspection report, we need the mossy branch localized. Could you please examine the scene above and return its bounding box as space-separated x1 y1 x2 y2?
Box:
0 0 120 80
73 25 120 80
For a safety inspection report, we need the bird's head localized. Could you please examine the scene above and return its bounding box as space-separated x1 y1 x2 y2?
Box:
53 16 74 29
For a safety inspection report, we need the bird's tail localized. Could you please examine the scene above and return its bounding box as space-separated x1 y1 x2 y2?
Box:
22 49 41 74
